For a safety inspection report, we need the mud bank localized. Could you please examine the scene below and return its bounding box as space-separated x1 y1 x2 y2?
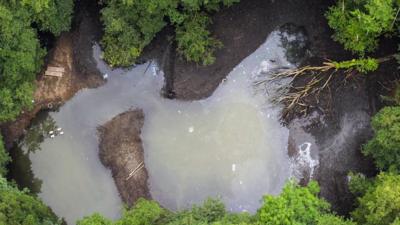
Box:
0 2 104 147
98 110 150 205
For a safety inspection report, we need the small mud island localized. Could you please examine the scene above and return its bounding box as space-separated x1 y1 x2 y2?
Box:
98 110 150 205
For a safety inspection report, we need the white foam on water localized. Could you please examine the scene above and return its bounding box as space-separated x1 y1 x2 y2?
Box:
290 142 319 180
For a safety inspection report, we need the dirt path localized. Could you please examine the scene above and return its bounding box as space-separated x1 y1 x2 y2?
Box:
98 110 150 205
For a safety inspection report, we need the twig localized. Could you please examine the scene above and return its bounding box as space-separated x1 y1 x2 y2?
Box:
126 161 144 180
391 7 400 30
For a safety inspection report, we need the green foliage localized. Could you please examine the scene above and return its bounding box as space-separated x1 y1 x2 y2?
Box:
363 106 400 171
333 58 379 73
392 218 400 225
326 0 396 56
0 135 10 177
77 181 355 225
21 0 74 35
0 4 42 121
190 198 225 222
164 198 227 225
100 0 239 67
176 13 222 65
348 172 375 197
352 172 400 225
100 0 170 67
257 181 330 225
78 213 113 225
381 82 400 105
316 214 356 225
0 177 61 225
0 0 74 122
116 199 165 225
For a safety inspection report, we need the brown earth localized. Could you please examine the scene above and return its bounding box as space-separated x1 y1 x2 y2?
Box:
0 3 104 147
98 110 150 205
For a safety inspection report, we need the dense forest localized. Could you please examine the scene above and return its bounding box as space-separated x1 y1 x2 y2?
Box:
1 0 400 224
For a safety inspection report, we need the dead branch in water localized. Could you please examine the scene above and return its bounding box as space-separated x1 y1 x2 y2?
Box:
126 161 144 180
256 55 396 119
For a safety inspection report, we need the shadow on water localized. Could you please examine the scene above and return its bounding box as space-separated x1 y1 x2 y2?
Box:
8 110 59 194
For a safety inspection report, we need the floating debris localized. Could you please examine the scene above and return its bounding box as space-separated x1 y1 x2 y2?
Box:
57 127 62 131
59 131 64 135
232 164 236 172
49 131 54 135
103 73 108 79
50 134 55 138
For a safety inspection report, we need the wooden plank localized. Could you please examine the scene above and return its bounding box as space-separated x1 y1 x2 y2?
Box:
47 66 65 72
45 71 63 77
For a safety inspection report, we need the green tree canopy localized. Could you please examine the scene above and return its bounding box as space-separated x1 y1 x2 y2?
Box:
0 4 43 121
257 181 331 225
352 173 400 225
22 0 74 35
0 0 74 122
77 182 352 225
326 0 397 56
0 177 61 225
100 0 239 67
0 135 10 176
363 106 400 172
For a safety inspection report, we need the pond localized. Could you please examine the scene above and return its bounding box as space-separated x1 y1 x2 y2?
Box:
10 26 310 224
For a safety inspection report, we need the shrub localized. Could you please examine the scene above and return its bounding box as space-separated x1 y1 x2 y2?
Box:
333 58 379 73
348 172 375 197
0 135 10 177
22 0 74 35
363 106 400 171
0 4 42 121
100 0 170 67
326 0 396 56
77 181 356 225
78 213 113 225
352 173 400 225
116 199 165 225
257 181 330 225
316 214 356 225
0 1 74 122
0 177 61 225
100 0 239 67
175 13 222 65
